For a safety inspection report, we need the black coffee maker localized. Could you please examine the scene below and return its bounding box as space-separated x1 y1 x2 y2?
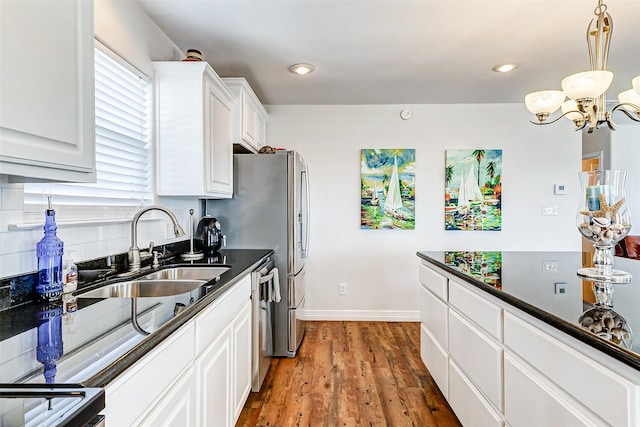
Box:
196 216 225 253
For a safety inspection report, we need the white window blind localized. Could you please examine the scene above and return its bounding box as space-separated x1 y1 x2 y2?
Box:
24 42 153 222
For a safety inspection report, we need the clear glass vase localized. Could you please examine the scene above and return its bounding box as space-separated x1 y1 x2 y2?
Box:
576 170 632 282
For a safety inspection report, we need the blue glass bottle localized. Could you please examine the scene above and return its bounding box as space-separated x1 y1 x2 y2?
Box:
36 196 64 302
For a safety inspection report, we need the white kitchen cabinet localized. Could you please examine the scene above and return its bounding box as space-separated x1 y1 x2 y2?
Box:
0 0 96 182
154 61 235 198
139 366 197 427
196 320 233 427
103 322 196 426
232 301 252 422
195 274 252 427
101 273 253 426
504 312 640 427
418 257 640 427
449 360 504 427
223 78 268 153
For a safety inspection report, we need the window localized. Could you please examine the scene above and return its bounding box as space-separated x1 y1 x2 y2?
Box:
24 41 153 223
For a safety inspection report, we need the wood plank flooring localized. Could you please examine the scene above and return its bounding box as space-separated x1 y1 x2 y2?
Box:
237 321 461 427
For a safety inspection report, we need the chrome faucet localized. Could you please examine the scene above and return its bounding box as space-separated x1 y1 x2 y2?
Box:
128 206 185 272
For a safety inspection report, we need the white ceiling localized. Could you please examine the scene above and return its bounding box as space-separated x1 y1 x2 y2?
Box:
134 0 640 106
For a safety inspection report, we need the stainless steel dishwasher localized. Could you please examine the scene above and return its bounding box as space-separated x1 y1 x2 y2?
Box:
251 257 276 392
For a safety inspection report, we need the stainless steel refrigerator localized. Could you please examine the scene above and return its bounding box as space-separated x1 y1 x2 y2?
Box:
207 150 310 357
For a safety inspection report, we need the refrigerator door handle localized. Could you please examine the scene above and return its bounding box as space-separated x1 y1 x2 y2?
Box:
300 166 310 258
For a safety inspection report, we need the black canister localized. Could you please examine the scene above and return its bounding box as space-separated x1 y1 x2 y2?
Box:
196 216 225 253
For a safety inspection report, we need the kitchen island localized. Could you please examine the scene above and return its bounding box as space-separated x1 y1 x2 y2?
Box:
0 247 272 426
417 250 640 427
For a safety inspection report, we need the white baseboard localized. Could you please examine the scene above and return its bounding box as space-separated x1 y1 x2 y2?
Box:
299 309 420 322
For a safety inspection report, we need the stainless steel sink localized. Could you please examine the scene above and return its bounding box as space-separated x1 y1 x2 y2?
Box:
143 266 229 281
77 279 206 298
77 266 229 298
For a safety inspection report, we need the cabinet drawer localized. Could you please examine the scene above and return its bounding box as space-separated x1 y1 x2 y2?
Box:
449 359 503 427
504 353 597 427
504 312 638 427
418 263 447 301
449 279 502 340
419 284 448 349
420 325 449 398
449 310 503 411
104 322 196 426
195 275 251 355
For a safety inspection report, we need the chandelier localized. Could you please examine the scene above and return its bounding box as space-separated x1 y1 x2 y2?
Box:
524 0 640 133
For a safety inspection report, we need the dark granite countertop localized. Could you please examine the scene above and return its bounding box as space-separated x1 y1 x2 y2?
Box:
0 248 273 389
417 251 640 371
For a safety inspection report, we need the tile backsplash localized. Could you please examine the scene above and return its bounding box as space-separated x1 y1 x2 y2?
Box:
0 176 202 280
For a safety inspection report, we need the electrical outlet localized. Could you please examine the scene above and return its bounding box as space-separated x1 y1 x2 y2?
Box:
543 261 559 272
542 205 558 216
339 283 348 295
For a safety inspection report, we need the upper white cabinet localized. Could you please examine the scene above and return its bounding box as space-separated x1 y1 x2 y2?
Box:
0 0 96 182
222 78 268 153
154 61 235 198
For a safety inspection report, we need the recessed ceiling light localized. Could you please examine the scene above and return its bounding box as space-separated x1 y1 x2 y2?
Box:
492 63 519 73
289 63 315 75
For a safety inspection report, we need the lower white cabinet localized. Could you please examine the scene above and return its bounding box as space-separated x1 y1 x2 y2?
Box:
140 366 197 427
197 319 233 426
103 322 196 426
504 312 640 427
504 353 597 427
417 258 640 427
196 299 252 427
102 273 253 427
449 360 503 427
232 301 252 422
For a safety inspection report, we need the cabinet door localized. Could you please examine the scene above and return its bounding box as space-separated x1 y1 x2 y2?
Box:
104 323 196 426
241 94 257 145
197 322 233 427
419 284 448 349
232 300 252 423
0 0 95 182
449 360 504 427
140 367 197 427
204 74 233 198
504 353 598 427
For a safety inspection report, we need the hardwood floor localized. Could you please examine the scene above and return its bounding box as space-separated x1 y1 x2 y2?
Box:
237 321 461 427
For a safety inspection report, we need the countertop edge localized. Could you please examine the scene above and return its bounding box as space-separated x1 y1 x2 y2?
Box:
84 249 273 388
416 251 640 371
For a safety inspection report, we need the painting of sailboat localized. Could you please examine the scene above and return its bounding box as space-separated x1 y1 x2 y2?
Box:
361 149 415 230
445 149 502 231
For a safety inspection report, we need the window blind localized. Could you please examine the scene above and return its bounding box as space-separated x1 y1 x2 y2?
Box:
24 42 153 222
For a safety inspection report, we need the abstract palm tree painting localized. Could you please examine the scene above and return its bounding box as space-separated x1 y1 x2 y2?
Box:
361 149 415 230
445 149 502 231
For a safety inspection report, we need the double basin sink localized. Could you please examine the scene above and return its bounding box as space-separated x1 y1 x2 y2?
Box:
77 266 229 299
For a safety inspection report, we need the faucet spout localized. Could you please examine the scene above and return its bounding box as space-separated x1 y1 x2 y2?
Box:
128 206 186 272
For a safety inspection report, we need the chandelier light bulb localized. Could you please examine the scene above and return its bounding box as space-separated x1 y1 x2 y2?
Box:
561 71 613 101
618 89 640 114
633 76 640 95
524 90 565 116
561 100 585 123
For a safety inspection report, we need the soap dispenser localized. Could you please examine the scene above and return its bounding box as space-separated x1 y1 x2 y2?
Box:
36 196 64 302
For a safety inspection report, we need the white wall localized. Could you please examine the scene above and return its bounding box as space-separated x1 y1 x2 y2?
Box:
266 104 582 320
